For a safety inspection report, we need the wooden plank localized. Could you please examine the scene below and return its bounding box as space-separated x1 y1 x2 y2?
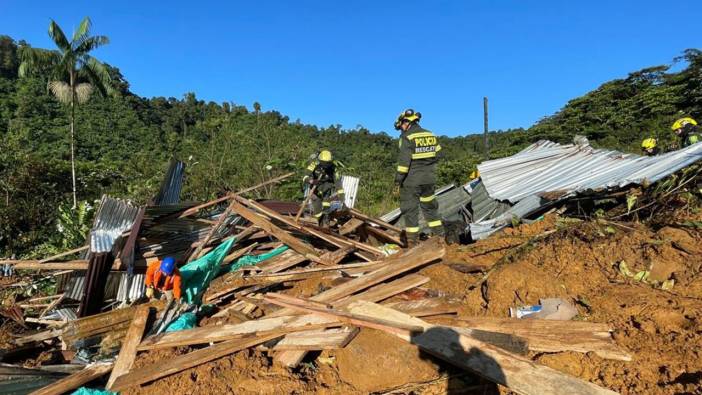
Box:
190 199 237 261
14 328 63 346
175 172 295 219
318 245 354 265
336 274 430 307
339 218 364 236
228 199 320 260
38 245 89 263
346 302 619 395
106 305 151 390
30 362 113 395
385 299 458 317
441 317 630 361
222 242 259 265
111 332 283 392
137 314 338 351
240 197 384 259
3 260 89 270
270 242 442 367
273 327 359 351
350 208 402 233
264 293 424 335
363 224 404 246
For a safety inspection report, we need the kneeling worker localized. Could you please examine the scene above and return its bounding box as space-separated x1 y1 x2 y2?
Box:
145 256 182 301
303 150 345 226
672 117 701 148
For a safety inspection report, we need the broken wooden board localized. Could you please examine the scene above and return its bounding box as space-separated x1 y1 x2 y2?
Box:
346 301 619 395
111 332 283 392
349 208 403 233
106 305 151 390
435 317 631 361
4 260 89 270
339 218 364 236
228 199 320 260
384 299 459 317
272 327 359 351
137 314 338 351
31 362 113 395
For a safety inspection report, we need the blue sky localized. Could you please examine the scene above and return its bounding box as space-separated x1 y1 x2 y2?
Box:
2 1 701 136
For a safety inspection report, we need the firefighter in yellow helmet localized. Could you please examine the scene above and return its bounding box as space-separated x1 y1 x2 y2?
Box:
393 109 444 246
303 150 345 226
641 138 659 156
671 117 700 148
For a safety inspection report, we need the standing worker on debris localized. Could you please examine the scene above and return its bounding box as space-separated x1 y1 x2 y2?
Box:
641 138 659 156
303 150 345 226
145 256 182 301
671 117 701 148
393 109 444 246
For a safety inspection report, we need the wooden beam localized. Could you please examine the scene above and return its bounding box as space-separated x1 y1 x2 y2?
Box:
176 172 295 219
106 305 151 390
30 362 113 395
339 218 364 236
38 245 89 263
137 314 338 351
363 224 404 246
264 293 424 335
3 260 89 270
228 199 320 260
346 302 618 395
350 208 402 233
337 274 429 307
272 327 359 351
437 317 630 361
111 333 283 392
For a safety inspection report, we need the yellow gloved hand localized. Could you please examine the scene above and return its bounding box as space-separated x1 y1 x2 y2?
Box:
145 287 154 299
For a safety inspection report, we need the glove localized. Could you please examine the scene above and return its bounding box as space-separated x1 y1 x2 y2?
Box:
145 287 154 299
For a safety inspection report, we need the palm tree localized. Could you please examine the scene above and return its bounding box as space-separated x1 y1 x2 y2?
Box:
18 17 114 208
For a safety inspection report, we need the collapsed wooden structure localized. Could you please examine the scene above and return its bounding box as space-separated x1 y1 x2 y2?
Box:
0 173 631 395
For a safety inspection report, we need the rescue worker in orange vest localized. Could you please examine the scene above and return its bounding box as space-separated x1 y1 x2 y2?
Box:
145 256 182 301
393 109 444 247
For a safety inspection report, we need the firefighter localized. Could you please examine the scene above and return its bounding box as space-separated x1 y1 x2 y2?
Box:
641 138 659 156
303 150 345 226
671 117 701 148
393 109 444 246
145 256 182 301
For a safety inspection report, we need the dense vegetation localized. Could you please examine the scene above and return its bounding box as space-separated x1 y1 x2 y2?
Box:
1 32 700 257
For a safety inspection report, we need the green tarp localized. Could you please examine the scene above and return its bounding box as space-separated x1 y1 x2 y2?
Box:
223 245 289 274
179 238 235 305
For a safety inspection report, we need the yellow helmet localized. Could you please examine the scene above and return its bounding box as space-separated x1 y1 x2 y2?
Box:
671 117 697 131
641 138 657 150
394 109 422 130
318 150 333 162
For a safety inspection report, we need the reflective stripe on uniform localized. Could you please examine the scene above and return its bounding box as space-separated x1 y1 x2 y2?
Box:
307 163 316 171
411 152 437 159
397 165 409 173
405 226 420 233
337 189 345 194
427 220 443 227
314 212 324 218
407 132 434 140
322 202 331 207
419 195 435 202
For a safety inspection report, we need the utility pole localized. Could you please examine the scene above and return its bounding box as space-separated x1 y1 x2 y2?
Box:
483 96 489 160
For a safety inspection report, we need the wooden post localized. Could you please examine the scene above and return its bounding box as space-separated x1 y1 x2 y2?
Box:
483 96 489 160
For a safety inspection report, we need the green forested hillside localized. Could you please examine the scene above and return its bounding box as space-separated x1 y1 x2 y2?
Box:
1 34 701 256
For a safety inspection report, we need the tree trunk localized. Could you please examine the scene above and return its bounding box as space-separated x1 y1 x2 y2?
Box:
70 71 77 209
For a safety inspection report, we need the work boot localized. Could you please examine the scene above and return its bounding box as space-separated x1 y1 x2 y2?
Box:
430 225 445 238
404 233 419 249
319 214 331 229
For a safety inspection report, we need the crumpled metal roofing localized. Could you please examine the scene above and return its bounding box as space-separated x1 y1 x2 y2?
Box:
89 196 141 253
341 175 359 209
478 140 702 204
153 159 186 206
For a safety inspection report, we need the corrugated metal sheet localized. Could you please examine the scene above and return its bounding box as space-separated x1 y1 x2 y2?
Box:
153 159 186 206
478 140 702 204
380 184 458 223
470 195 551 240
89 196 141 253
62 272 122 302
341 175 359 209
471 181 512 222
117 273 145 302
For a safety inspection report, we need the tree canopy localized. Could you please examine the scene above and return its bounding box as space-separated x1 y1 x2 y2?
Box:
0 33 700 256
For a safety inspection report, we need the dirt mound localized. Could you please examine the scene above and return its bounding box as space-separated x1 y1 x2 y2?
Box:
333 328 441 393
422 217 702 394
